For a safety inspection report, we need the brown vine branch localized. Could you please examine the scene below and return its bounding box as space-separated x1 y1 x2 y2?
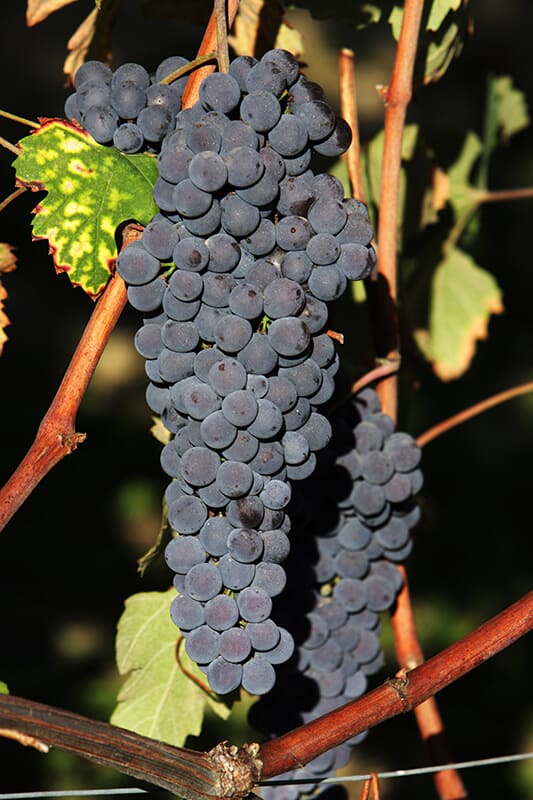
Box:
370 0 424 422
339 48 365 203
416 380 533 448
391 568 467 799
351 358 401 396
1 591 530 794
260 590 533 778
475 187 533 204
0 262 129 534
0 697 260 800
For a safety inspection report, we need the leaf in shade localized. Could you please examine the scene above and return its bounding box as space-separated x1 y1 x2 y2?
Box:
112 590 229 746
288 0 382 27
492 75 530 144
26 0 78 27
389 1 469 85
420 246 503 381
0 681 8 695
446 130 482 220
63 0 121 84
63 7 99 83
142 0 214 26
389 0 464 37
0 243 17 357
14 119 158 298
227 0 304 60
365 124 439 240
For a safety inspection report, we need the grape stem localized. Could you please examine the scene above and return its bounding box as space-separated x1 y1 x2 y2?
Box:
0 185 27 214
215 0 230 73
0 590 530 794
0 108 39 128
416 380 533 448
175 637 217 697
159 52 219 86
0 135 21 156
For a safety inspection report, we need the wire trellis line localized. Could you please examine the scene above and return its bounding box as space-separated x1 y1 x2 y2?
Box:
0 751 531 799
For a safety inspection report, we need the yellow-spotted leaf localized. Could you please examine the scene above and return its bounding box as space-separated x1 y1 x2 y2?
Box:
111 590 229 746
427 247 503 380
14 119 158 297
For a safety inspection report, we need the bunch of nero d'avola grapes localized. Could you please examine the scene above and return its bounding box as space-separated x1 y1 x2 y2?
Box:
108 47 389 697
65 56 191 151
250 385 422 800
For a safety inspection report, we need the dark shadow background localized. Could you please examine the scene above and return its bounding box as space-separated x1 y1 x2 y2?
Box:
0 1 531 798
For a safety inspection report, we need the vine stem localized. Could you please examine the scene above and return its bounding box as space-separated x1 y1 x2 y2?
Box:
338 48 365 202
0 230 134 534
416 380 533 448
215 0 230 73
0 185 27 214
359 1 466 796
0 108 39 128
474 186 533 203
372 0 425 422
0 591 530 793
351 359 400 396
0 0 241 534
0 135 21 156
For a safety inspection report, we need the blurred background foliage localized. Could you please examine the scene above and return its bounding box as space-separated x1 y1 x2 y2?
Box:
0 1 531 798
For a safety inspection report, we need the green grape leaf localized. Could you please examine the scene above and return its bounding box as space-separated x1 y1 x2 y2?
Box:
111 589 229 746
446 130 483 220
389 0 463 38
289 0 382 27
419 247 503 380
492 75 530 144
365 124 438 240
0 681 9 694
389 1 468 85
14 119 158 298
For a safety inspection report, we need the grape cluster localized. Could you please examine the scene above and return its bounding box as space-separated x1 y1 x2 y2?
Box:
250 387 422 800
65 56 190 150
112 50 378 695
